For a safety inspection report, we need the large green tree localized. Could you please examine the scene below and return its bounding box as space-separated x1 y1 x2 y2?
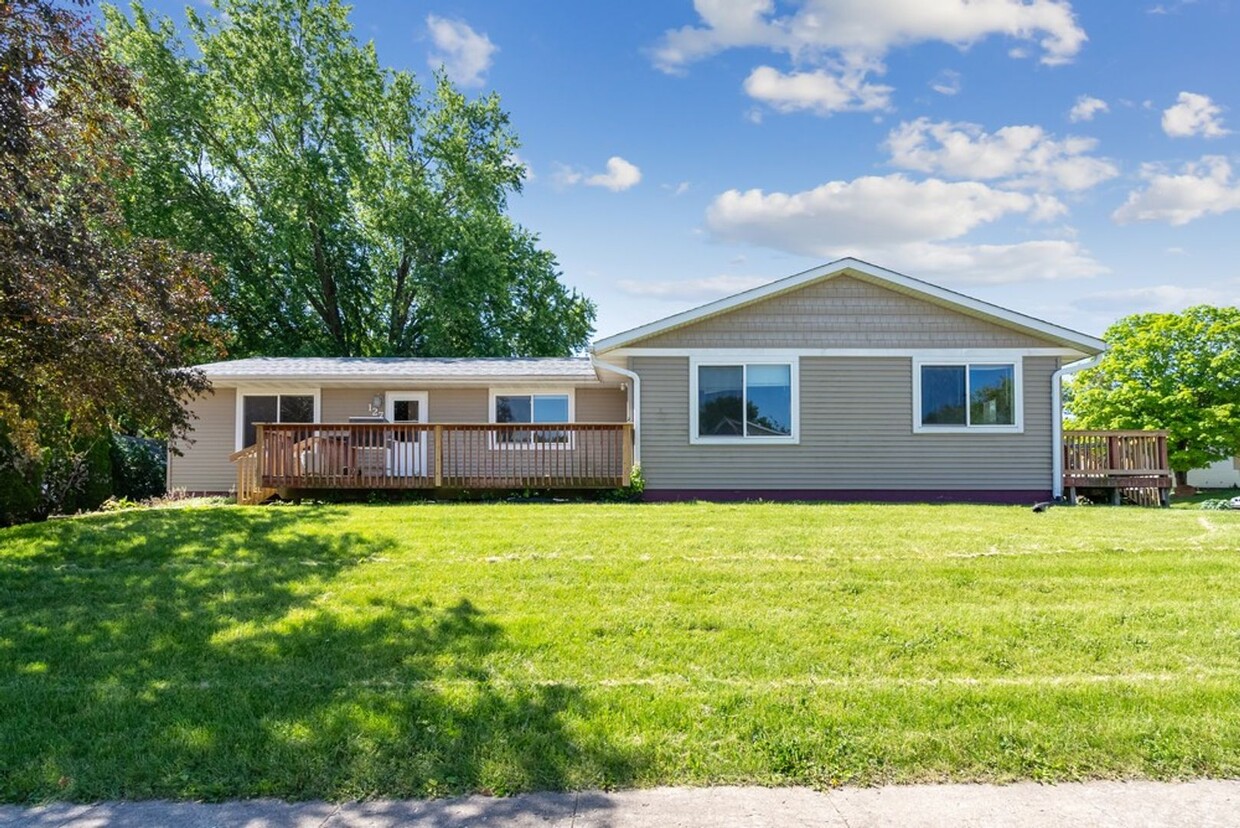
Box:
1068 305 1240 485
0 0 220 521
105 0 595 358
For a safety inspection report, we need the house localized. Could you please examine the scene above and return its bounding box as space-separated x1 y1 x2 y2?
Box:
169 258 1109 503
1188 458 1240 490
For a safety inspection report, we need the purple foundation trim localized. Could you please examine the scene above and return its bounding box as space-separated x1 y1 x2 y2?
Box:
642 489 1052 505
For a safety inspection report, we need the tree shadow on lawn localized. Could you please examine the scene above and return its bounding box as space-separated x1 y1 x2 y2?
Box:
0 508 641 803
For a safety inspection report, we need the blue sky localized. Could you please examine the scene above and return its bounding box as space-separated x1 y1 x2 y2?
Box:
130 0 1239 342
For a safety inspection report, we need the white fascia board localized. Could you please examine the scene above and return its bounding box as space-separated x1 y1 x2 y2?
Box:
208 375 607 388
591 257 1106 356
608 347 1086 359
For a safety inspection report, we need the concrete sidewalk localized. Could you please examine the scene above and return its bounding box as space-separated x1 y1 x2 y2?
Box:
2 781 1237 827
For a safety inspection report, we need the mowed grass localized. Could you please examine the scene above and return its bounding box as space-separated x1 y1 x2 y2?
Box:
2 501 1240 802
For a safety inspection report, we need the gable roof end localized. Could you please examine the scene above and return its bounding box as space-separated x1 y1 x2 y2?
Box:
591 258 1106 356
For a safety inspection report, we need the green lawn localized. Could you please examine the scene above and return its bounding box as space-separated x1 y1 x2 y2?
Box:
2 501 1240 802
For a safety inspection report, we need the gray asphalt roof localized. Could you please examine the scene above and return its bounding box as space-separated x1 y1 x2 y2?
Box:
195 356 598 381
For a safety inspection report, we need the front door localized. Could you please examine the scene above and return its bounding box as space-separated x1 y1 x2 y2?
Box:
385 392 429 477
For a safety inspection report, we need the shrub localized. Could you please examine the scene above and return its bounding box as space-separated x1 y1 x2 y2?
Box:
0 425 42 526
111 436 167 500
59 437 114 514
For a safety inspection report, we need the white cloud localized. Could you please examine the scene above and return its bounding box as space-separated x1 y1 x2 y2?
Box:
875 240 1107 283
426 15 496 88
653 0 1086 71
554 157 642 192
616 274 772 301
1068 95 1108 122
1161 92 1230 138
1113 156 1240 225
930 69 962 96
1073 284 1236 314
707 175 1043 249
885 118 1119 191
585 156 642 191
1147 0 1199 14
552 164 582 188
704 173 1103 282
653 1 1084 119
663 181 692 196
743 65 892 115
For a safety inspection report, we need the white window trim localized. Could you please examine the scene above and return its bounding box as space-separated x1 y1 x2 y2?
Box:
487 386 576 450
384 391 429 424
234 387 322 450
689 357 800 445
912 357 1023 435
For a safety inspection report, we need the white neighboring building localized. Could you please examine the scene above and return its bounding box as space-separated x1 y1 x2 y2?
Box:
1189 457 1240 489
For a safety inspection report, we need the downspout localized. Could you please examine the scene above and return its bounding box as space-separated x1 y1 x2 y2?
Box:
1051 353 1104 499
590 354 640 465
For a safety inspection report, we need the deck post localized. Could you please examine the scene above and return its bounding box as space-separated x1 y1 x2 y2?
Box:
621 423 633 487
255 424 265 489
433 425 443 488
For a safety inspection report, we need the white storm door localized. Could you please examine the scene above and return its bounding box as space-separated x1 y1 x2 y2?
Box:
385 392 429 477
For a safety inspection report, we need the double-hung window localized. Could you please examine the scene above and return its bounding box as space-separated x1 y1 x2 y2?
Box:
691 360 797 443
492 391 572 445
914 359 1021 433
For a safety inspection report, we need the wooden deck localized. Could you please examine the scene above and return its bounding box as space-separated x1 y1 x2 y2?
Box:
234 422 633 504
1063 430 1172 507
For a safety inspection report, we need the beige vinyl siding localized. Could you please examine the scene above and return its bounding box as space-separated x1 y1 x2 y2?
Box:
320 388 490 423
634 274 1050 350
634 356 1058 491
168 388 237 493
319 387 627 424
321 388 375 422
430 388 488 422
576 386 627 422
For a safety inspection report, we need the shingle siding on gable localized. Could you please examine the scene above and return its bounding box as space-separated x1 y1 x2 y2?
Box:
633 355 1059 493
631 274 1051 350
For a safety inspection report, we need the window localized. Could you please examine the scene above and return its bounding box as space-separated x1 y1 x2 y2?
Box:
385 391 428 444
915 361 1020 432
493 392 571 445
692 361 795 443
239 393 316 447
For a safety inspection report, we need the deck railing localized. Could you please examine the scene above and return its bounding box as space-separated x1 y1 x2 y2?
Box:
239 422 633 498
1062 430 1172 506
229 443 273 505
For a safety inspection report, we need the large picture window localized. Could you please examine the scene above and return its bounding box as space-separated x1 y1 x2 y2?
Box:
239 393 316 447
693 362 795 442
916 361 1019 432
493 392 571 445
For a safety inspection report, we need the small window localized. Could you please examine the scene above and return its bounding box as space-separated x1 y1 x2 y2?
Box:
392 399 419 423
494 393 571 444
695 362 794 441
918 363 1016 431
242 393 315 447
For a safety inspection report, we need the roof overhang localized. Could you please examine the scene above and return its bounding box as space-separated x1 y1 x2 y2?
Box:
592 258 1106 357
204 374 609 388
